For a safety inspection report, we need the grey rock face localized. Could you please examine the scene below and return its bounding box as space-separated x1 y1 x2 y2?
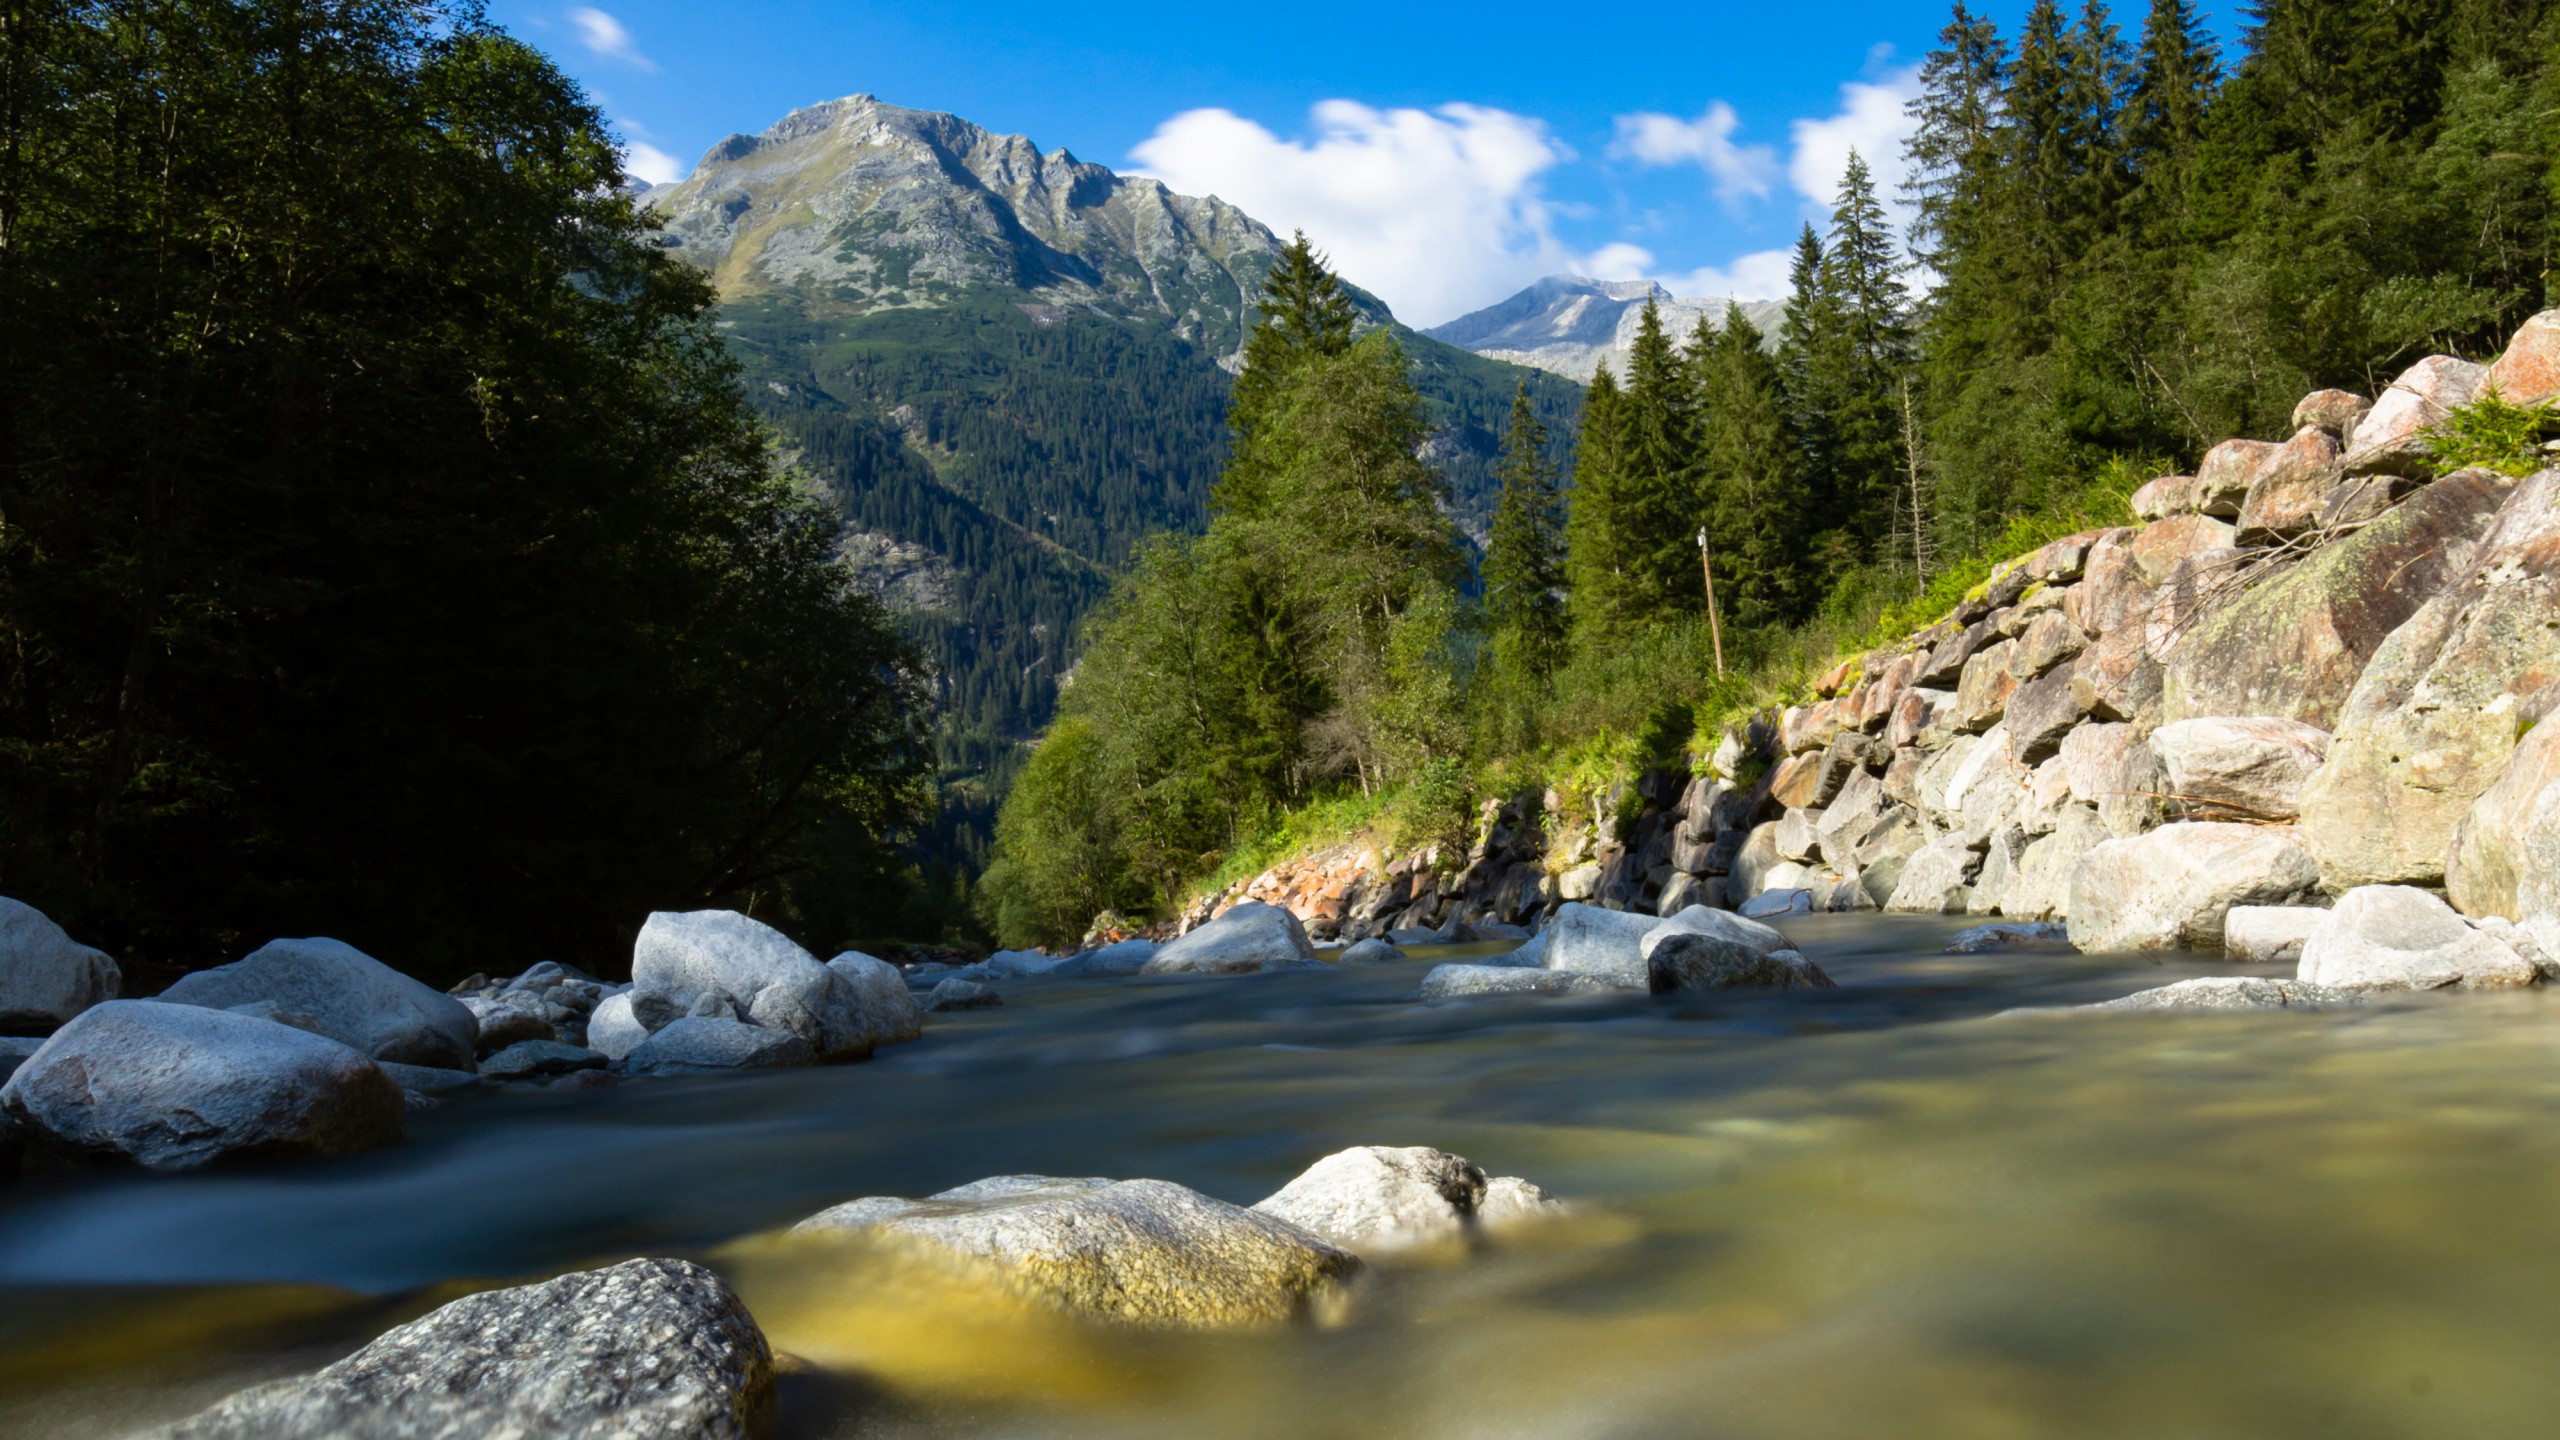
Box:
0 897 118 1036
160 938 477 1071
1048 938 1158 976
585 991 648 1061
480 1041 607 1080
1336 938 1406 966
824 951 924 1045
1142 902 1318 975
925 979 1002 1010
792 1174 1360 1326
632 911 871 1062
2149 716 2331 822
2521 781 2560 962
1738 889 1815 918
1999 804 2111 922
1640 905 1789 960
2447 720 2560 921
1 1001 404 1168
2067 823 2321 952
1540 902 1667 985
148 1258 772 1440
1648 935 1836 991
1252 1145 1488 1252
2297 885 2538 991
1944 922 2070 953
2084 977 2364 1011
1414 965 1631 1000
463 996 557 1053
619 1017 814 1076
2222 906 2331 965
1885 835 1980 914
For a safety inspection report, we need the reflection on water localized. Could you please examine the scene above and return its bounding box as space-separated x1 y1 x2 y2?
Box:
6 914 2560 1437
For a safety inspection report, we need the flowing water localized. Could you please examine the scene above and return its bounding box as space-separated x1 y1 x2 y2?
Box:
6 915 2560 1438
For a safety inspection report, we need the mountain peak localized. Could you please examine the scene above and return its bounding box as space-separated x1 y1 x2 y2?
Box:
640 94 1291 356
1424 274 1785 381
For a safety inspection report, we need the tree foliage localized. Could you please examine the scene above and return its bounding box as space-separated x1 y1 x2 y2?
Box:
0 0 933 977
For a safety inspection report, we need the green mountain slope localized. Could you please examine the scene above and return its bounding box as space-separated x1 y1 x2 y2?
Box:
645 97 1582 883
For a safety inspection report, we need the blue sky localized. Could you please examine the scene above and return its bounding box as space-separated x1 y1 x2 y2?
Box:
491 0 2248 328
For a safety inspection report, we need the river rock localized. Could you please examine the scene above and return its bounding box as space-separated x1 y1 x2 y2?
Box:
793 1174 1359 1326
1649 934 1834 991
480 1040 607 1080
2000 805 2109 920
825 952 923 1045
1252 1145 1490 1252
1541 902 1665 986
2066 823 2321 952
2060 723 2132 805
1 1002 404 1168
2485 308 2560 405
586 991 648 1061
2223 906 2330 965
2293 388 2372 437
1641 905 1789 958
0 1036 43 1085
2235 426 2345 544
925 979 1001 1011
0 898 118 1036
1966 824 2031 914
2084 977 2363 1011
1884 835 1979 914
2148 716 2331 822
631 911 870 1061
2343 354 2487 475
619 1016 814 1076
1141 902 1318 975
1336 938 1406 965
2445 720 2560 920
463 996 557 1052
376 1061 484 1095
157 939 476 1072
2297 468 2560 889
1944 922 2069 953
1048 938 1158 976
2192 440 2276 517
1415 965 1628 1000
2296 884 2538 991
149 1258 771 1439
2162 466 2514 728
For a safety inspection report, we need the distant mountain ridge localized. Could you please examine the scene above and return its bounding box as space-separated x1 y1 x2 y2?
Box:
1425 275 1788 382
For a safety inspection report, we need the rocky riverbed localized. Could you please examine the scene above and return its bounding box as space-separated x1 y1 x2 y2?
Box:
6 915 2560 1437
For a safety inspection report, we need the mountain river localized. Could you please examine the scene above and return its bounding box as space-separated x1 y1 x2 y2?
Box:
4 915 2557 1438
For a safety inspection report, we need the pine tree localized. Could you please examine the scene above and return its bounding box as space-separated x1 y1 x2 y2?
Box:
1777 224 1840 499
1613 298 1704 622
2123 0 2218 205
1813 150 1916 548
1563 363 1637 646
1904 5 2011 277
1694 305 1805 628
1221 230 1359 515
1482 382 1568 676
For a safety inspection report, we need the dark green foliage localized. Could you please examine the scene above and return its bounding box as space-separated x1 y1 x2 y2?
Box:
1694 307 1806 629
1482 385 1568 676
0 0 933 977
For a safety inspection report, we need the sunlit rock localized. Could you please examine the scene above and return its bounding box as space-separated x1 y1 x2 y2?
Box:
1415 964 1626 1000
631 911 872 1061
1140 902 1318 975
586 991 648 1061
2067 823 2321 952
2222 906 2330 965
2148 716 2331 822
2296 885 2537 992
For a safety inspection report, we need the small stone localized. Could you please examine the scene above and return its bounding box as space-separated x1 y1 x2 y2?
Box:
619 1017 814 1076
926 979 1002 1010
1336 938 1406 965
480 1040 608 1080
585 992 649 1061
1738 889 1814 919
1943 922 2070 954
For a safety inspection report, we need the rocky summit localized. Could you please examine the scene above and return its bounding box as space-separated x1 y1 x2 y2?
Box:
641 95 1284 360
1424 275 1787 381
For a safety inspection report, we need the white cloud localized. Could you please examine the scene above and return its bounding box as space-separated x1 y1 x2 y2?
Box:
1609 102 1778 203
1787 66 1923 227
1581 242 1656 281
1660 248 1799 303
623 141 685 186
1129 101 1606 328
568 7 655 70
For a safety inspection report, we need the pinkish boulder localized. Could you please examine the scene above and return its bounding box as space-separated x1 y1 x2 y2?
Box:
2342 355 2488 477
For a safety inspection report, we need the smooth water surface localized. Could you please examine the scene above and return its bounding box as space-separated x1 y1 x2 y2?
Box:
6 915 2559 1438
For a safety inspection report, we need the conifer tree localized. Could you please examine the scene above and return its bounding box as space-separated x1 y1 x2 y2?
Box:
1904 5 2010 277
1562 364 1638 646
1613 298 1704 621
1694 305 1805 628
1482 383 1568 676
1222 231 1359 515
1777 225 1839 499
1811 151 1916 548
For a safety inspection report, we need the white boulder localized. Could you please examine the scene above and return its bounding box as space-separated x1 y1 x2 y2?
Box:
2066 823 2321 952
2297 885 2538 992
1140 902 1318 975
585 991 649 1061
1252 1145 1487 1252
1 1001 405 1168
159 938 477 1071
1640 905 1790 960
0 898 118 1035
1539 902 1665 986
824 952 923 1045
2148 716 2330 822
630 911 869 1061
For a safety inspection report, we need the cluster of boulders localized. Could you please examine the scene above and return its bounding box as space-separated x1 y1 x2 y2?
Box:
0 903 935 1176
1414 901 1832 1001
141 1144 1566 1435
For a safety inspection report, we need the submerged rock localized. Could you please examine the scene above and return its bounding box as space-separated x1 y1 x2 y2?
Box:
1252 1145 1567 1254
925 979 1001 1011
631 911 872 1062
619 1016 813 1076
1140 902 1318 975
0 897 118 1037
1944 922 2071 954
1648 935 1835 992
2084 977 2365 1011
1414 965 1629 1000
149 1258 771 1439
792 1174 1360 1326
1 1002 404 1168
2296 885 2538 992
1335 938 1406 966
160 938 477 1071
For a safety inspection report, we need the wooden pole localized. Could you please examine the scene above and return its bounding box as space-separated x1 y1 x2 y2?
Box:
1696 526 1725 678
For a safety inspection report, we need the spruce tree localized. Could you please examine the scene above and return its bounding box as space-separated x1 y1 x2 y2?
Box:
1613 298 1703 622
1905 5 2011 278
1813 151 1916 549
1482 382 1568 676
1563 364 1637 647
1221 230 1359 515
1777 224 1840 502
1695 305 1805 628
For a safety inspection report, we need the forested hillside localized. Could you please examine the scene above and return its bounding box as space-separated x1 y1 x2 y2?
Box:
980 0 2560 947
645 102 1583 891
